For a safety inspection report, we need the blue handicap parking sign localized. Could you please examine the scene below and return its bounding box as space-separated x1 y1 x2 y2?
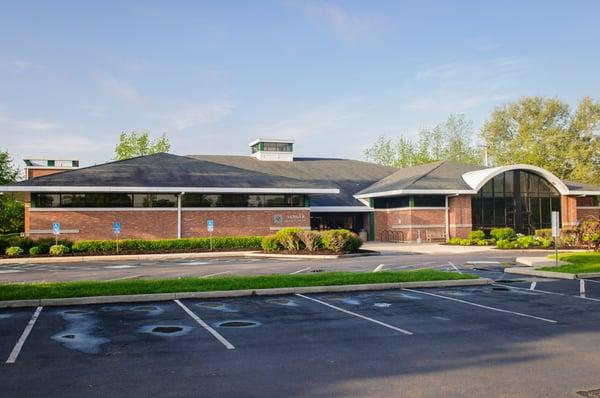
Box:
113 222 121 235
52 222 61 235
207 219 214 232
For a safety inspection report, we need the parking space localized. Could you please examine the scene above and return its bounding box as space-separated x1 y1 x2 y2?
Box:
2 277 600 396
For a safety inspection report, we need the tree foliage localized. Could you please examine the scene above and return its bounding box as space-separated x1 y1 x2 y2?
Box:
0 150 23 234
364 114 481 167
114 131 171 160
480 96 600 184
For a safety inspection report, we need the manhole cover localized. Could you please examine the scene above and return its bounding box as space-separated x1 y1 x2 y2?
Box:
152 326 182 334
215 320 260 328
577 389 600 398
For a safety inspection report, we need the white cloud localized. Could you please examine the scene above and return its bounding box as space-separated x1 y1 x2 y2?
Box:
403 56 529 113
287 1 386 42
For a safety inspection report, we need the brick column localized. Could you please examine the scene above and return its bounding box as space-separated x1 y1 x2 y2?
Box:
561 196 578 228
448 195 472 238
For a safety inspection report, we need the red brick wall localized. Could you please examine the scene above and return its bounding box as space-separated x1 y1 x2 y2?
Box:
27 209 311 240
182 210 310 237
374 208 446 241
448 195 472 238
27 168 70 179
561 196 578 227
578 208 600 221
29 210 178 240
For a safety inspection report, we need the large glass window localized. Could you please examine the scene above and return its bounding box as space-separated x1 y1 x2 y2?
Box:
373 195 445 209
471 170 561 234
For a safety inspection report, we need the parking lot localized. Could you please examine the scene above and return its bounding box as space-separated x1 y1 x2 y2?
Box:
1 265 600 397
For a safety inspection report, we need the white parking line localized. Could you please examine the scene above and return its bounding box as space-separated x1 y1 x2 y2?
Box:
582 278 600 284
373 264 385 273
201 271 231 278
495 282 600 302
295 293 413 335
174 300 235 349
6 306 43 364
290 267 311 275
403 288 557 324
448 261 462 274
580 279 586 298
530 281 537 290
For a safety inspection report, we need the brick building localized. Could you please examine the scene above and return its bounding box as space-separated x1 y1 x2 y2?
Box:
1 138 599 242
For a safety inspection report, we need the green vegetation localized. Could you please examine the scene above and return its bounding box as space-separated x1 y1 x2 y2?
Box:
0 270 477 301
541 252 600 274
364 114 482 167
49 244 70 256
490 227 516 241
71 236 262 254
114 130 171 160
5 246 23 257
262 228 361 254
0 150 24 235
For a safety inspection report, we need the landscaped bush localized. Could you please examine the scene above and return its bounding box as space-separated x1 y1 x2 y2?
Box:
447 237 463 245
490 227 515 241
5 246 24 256
321 229 361 253
49 244 70 256
534 229 553 239
538 237 553 248
468 230 486 241
515 235 539 249
72 236 263 254
28 246 41 256
297 231 322 252
496 239 517 249
274 228 304 251
580 220 600 251
261 236 281 253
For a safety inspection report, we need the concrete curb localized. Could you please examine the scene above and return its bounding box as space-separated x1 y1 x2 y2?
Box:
0 250 381 265
515 257 567 268
504 267 576 280
0 278 490 308
577 272 600 279
0 251 253 265
244 251 381 259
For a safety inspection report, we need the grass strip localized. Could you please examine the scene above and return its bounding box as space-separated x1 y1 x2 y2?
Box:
541 252 600 273
0 269 476 301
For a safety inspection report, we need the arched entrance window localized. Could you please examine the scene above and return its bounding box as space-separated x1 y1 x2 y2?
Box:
471 170 561 234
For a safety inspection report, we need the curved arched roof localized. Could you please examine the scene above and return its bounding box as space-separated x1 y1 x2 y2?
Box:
461 164 570 195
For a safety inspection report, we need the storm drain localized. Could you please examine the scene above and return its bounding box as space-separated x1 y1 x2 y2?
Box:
215 320 260 328
577 389 600 398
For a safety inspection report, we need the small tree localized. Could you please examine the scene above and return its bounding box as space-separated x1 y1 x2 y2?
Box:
114 131 171 160
0 150 23 234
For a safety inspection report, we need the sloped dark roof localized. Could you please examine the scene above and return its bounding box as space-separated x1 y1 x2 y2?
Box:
186 155 398 206
564 180 600 193
355 160 486 196
5 153 338 191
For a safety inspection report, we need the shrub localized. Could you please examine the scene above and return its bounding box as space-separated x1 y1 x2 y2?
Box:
49 244 70 256
538 237 553 248
71 236 263 254
534 229 553 239
261 236 280 253
447 237 463 245
5 246 24 256
274 228 304 252
580 220 600 251
459 238 472 246
320 229 361 253
28 246 41 256
297 231 322 252
490 227 515 241
476 240 489 246
496 239 517 249
468 230 486 241
515 235 539 249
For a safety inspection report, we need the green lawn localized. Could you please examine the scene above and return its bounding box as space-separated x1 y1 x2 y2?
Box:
0 269 476 301
541 252 600 274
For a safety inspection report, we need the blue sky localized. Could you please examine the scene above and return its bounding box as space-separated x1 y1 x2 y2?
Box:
1 0 599 167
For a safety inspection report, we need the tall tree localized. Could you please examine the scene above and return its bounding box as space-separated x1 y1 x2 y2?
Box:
480 96 600 184
364 114 481 167
0 150 23 234
114 131 171 160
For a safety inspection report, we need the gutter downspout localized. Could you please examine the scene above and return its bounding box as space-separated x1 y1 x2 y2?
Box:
445 195 450 242
177 192 185 239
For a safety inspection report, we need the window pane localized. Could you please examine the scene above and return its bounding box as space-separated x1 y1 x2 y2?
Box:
61 193 86 207
182 194 219 207
221 194 247 207
247 195 264 207
494 197 505 226
34 193 60 207
413 195 445 207
289 194 304 207
106 193 133 207
264 194 286 206
504 171 514 193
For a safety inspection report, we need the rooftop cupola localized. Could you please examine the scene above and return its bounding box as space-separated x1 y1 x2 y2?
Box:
23 157 79 180
249 138 294 162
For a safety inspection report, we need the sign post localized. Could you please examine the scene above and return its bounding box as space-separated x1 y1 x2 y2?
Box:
551 211 560 267
52 222 61 245
113 222 121 253
207 219 214 251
